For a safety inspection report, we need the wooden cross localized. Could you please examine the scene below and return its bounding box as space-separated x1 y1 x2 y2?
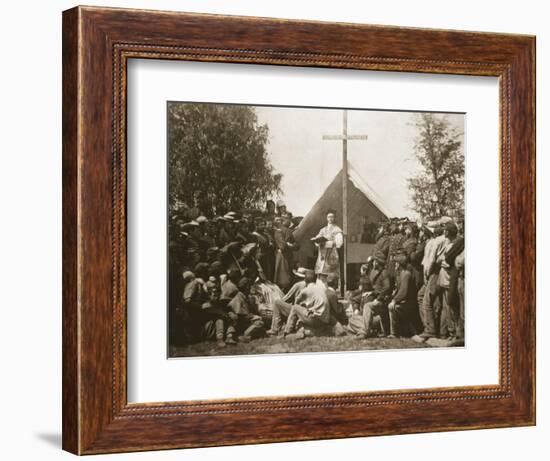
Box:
322 110 368 294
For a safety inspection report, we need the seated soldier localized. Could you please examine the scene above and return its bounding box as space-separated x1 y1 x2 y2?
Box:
266 267 307 336
325 272 348 336
220 268 240 302
347 255 392 339
227 277 265 342
180 269 233 346
387 254 418 338
200 281 237 347
347 261 374 315
179 270 208 344
285 267 308 302
207 260 224 285
281 269 331 340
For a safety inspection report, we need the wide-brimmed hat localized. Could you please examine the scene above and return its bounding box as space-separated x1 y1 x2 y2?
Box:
242 243 257 256
422 224 435 236
182 271 195 282
221 241 242 253
251 231 268 246
445 220 458 234
438 216 453 225
238 277 252 290
206 246 220 257
181 220 199 230
276 200 286 208
208 261 223 274
194 262 210 277
195 215 208 224
292 267 307 278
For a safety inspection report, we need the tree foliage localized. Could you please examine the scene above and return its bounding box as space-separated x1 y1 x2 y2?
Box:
168 103 282 216
407 113 464 219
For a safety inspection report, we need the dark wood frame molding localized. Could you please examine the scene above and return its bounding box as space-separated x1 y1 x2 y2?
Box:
62 5 535 455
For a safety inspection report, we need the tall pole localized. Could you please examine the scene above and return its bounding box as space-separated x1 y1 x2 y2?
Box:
322 110 367 297
342 110 348 295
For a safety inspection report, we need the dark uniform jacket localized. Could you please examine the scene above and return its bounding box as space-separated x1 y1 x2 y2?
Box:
393 269 417 306
372 234 390 262
367 267 392 303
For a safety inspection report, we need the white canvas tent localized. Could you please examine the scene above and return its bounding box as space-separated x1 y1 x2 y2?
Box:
293 164 393 268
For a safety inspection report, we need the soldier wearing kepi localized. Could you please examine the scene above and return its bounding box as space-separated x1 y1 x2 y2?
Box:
386 221 406 280
371 223 390 270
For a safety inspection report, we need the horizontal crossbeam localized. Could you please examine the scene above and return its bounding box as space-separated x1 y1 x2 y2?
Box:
322 134 369 140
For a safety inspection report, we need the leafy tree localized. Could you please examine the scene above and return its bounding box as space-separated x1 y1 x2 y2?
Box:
168 103 282 217
407 113 464 219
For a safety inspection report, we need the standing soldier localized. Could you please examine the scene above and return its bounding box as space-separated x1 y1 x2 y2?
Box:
372 223 390 264
264 199 277 220
273 216 295 291
454 249 465 345
437 221 462 339
418 222 446 339
253 217 275 282
386 221 406 280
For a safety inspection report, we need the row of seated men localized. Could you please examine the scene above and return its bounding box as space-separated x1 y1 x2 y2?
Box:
171 251 421 348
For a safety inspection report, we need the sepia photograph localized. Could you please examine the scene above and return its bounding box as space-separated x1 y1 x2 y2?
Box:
167 102 465 358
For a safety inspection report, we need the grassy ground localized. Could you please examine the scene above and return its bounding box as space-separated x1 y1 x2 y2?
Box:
170 335 434 358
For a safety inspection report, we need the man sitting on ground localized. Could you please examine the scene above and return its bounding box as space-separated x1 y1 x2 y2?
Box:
282 269 331 340
325 273 348 336
347 255 392 339
200 281 237 347
266 267 307 335
227 277 265 342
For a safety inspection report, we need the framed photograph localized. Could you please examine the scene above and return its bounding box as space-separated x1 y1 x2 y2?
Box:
62 6 535 455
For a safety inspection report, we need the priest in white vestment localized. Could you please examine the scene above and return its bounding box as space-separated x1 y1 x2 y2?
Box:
312 210 344 286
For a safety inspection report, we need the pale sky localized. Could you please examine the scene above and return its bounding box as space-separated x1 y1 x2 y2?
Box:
255 106 464 218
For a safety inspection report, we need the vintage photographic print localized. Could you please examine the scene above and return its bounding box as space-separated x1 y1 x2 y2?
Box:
167 102 465 358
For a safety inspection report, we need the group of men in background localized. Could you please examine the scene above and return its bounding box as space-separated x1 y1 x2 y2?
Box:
169 198 465 349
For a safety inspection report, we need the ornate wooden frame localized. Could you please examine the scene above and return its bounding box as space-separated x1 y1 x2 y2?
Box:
62 5 536 455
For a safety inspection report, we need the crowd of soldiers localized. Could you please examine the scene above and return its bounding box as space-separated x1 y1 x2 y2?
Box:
346 217 465 346
169 199 465 349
